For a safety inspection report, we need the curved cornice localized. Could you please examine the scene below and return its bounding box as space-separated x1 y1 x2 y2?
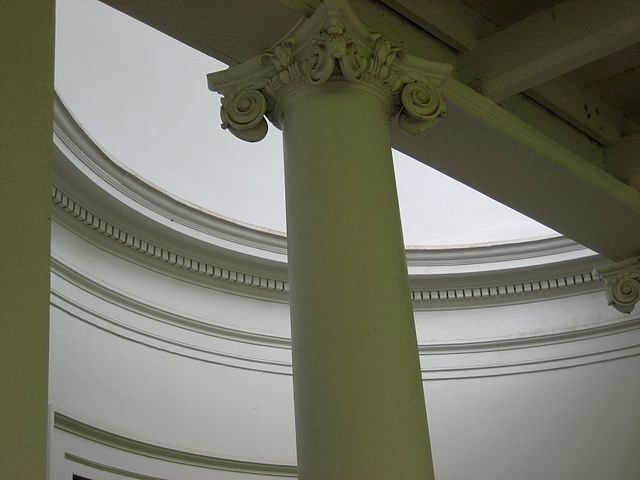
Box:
53 92 587 265
410 257 605 310
52 92 608 309
52 186 289 300
405 236 587 266
52 93 287 259
65 455 169 480
51 257 290 349
55 412 297 476
53 184 604 309
51 256 640 380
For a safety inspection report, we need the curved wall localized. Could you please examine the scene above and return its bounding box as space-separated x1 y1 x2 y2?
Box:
48 98 640 480
49 217 640 480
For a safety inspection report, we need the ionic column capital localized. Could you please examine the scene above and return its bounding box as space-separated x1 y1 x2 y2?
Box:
594 256 640 314
207 0 453 142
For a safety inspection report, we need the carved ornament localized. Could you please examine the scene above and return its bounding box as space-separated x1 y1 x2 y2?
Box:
207 0 452 142
594 256 640 314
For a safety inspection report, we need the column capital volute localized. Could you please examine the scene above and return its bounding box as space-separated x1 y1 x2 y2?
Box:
207 0 453 142
594 255 640 314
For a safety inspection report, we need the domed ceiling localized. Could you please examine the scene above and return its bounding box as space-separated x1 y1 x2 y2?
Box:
55 0 559 247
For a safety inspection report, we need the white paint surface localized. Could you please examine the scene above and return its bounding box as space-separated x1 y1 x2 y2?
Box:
48 222 640 479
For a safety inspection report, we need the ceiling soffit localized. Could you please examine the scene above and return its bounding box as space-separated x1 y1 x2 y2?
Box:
460 0 562 29
97 0 307 65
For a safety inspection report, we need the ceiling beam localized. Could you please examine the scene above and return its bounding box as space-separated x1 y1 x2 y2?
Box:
605 131 640 190
97 0 306 65
525 77 633 147
460 0 640 101
498 94 603 168
277 0 319 16
98 0 456 65
393 80 640 261
378 0 495 52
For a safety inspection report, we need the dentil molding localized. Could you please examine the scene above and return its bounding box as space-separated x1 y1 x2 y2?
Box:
207 0 452 141
595 256 640 313
53 184 604 309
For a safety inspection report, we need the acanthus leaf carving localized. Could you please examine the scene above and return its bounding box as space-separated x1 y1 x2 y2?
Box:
208 0 452 142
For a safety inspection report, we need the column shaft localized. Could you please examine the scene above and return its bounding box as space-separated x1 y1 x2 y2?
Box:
282 82 434 479
0 1 54 478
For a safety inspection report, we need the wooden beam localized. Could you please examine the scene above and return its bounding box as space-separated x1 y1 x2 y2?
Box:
605 132 640 190
98 0 456 66
392 80 640 261
526 77 633 146
98 0 306 64
499 94 604 168
378 0 495 52
277 0 320 16
460 0 640 101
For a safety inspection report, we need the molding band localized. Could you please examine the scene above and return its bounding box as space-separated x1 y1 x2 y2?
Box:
55 412 297 476
51 257 640 379
411 270 599 310
51 257 290 349
52 185 289 296
53 184 604 309
66 453 169 480
405 236 586 265
50 293 291 375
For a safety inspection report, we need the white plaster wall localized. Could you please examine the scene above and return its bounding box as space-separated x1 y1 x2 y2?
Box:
49 311 296 463
49 428 294 480
415 291 622 345
49 219 640 479
51 222 292 339
428 356 640 480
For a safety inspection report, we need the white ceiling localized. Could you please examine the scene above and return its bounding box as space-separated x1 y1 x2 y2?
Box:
54 0 558 247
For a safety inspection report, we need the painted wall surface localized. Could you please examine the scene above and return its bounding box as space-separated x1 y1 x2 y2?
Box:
0 2 55 478
49 219 640 479
427 359 640 480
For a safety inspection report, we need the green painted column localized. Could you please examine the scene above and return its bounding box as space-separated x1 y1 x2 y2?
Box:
282 82 434 479
0 1 55 478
